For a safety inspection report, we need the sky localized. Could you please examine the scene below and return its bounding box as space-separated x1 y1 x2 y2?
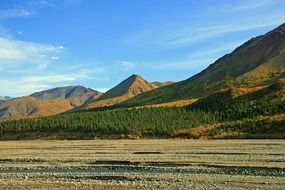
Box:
0 0 285 97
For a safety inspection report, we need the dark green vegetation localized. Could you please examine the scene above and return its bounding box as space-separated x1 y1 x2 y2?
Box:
0 80 284 140
0 108 216 139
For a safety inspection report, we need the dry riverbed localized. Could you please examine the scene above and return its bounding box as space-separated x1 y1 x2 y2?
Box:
0 139 284 189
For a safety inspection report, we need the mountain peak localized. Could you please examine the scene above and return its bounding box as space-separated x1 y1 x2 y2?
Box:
97 74 156 101
130 74 141 78
128 74 144 82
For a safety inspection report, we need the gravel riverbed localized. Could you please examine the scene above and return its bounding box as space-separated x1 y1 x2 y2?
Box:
0 139 284 189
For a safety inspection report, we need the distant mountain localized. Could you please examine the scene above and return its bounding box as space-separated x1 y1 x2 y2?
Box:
0 96 12 104
152 81 174 88
30 86 99 103
121 23 285 106
0 86 102 120
82 74 156 109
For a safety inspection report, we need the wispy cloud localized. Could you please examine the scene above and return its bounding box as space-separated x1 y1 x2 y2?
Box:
0 0 56 20
186 40 246 59
64 0 84 4
0 37 64 70
0 39 109 96
120 61 135 70
154 58 214 70
0 69 106 97
0 37 76 96
22 75 77 83
0 9 33 19
27 0 56 8
122 1 285 50
153 19 284 49
144 40 246 71
0 74 79 97
0 79 51 96
50 56 60 60
223 0 282 13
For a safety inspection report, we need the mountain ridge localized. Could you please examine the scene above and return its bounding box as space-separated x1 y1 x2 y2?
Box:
120 23 285 106
0 86 102 120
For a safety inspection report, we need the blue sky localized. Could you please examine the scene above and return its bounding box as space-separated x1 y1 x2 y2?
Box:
0 0 285 96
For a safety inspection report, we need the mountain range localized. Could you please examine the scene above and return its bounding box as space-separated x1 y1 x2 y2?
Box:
0 23 285 137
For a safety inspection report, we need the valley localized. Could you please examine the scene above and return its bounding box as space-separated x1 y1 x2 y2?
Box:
1 1 285 190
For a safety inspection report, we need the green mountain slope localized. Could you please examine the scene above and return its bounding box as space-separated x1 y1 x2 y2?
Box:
121 23 285 106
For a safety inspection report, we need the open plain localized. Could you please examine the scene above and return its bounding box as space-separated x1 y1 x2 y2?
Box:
0 139 284 190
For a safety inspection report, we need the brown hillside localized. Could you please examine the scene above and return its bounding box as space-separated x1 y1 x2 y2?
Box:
84 74 156 109
0 86 102 120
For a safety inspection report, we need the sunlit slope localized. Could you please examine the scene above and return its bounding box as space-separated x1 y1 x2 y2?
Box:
0 86 102 120
121 23 285 106
82 74 157 109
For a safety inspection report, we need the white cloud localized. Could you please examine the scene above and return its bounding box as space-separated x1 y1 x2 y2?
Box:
51 56 60 60
0 37 83 96
22 75 77 83
27 0 56 8
120 61 135 70
224 0 282 13
144 40 246 71
0 9 33 19
0 73 88 97
185 40 246 59
0 63 109 97
154 58 214 70
123 7 285 49
63 0 84 4
0 37 64 70
152 19 285 49
0 79 50 97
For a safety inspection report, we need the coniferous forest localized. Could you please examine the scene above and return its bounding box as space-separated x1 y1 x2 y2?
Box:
1 87 285 140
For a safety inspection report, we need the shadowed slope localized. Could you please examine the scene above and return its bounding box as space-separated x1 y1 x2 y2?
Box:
83 74 156 109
